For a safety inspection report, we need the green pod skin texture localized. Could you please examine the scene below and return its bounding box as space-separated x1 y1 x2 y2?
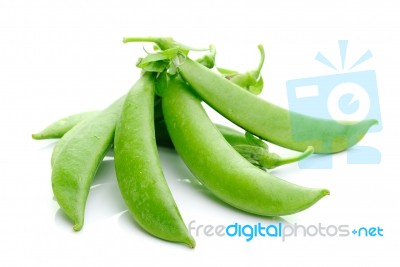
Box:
36 110 311 170
114 73 195 248
33 109 247 148
177 58 378 154
51 96 125 231
162 77 329 216
216 124 265 148
32 111 99 140
33 110 258 149
156 120 257 150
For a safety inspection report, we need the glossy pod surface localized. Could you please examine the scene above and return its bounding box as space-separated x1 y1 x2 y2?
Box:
32 111 99 140
51 96 125 230
178 58 377 154
34 109 253 149
114 73 195 247
162 77 329 216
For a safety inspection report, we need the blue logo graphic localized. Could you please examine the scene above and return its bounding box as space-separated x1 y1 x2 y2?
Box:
286 40 382 169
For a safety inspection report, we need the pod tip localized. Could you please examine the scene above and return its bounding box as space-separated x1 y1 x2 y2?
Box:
322 189 330 196
306 146 314 153
184 235 196 249
73 222 83 231
367 118 379 128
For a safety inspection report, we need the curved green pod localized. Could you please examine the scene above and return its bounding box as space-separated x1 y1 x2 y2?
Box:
178 58 377 154
38 110 311 170
114 73 195 248
32 111 98 140
51 96 125 231
162 77 329 216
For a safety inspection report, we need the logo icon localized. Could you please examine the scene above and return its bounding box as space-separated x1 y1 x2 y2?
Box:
286 40 381 169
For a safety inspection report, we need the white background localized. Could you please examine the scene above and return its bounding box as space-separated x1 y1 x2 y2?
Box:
1 0 399 266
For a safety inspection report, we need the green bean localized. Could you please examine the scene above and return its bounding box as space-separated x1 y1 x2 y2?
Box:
32 111 98 140
114 73 195 247
162 76 329 216
51 96 124 231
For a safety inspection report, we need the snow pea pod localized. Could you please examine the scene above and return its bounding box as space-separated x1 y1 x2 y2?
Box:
156 120 313 170
123 37 376 154
162 76 329 216
37 111 311 170
114 73 195 247
177 58 377 154
34 110 256 147
32 111 98 140
51 96 125 231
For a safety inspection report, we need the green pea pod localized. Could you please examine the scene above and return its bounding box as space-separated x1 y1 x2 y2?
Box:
156 120 313 170
114 73 195 248
36 110 312 170
177 58 377 154
32 110 265 149
51 96 125 231
124 37 377 154
162 76 329 216
32 111 98 140
216 125 268 149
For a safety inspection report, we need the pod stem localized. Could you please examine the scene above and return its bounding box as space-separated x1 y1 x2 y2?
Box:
277 146 314 166
254 44 265 78
123 37 208 52
234 145 314 170
122 37 160 43
195 44 217 68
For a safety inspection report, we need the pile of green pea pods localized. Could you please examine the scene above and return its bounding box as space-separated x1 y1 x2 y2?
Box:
33 37 377 248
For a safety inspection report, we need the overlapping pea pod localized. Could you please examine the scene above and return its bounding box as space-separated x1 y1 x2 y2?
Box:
33 37 375 248
113 72 195 247
36 49 281 245
33 48 313 242
33 44 312 171
51 96 125 231
33 108 313 170
161 76 329 216
48 74 196 247
124 37 378 154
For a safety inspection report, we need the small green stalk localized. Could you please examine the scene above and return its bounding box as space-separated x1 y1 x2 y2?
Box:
123 37 175 50
233 145 314 170
276 146 314 166
124 37 263 91
125 37 213 74
195 44 217 69
218 44 265 95
123 37 208 52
